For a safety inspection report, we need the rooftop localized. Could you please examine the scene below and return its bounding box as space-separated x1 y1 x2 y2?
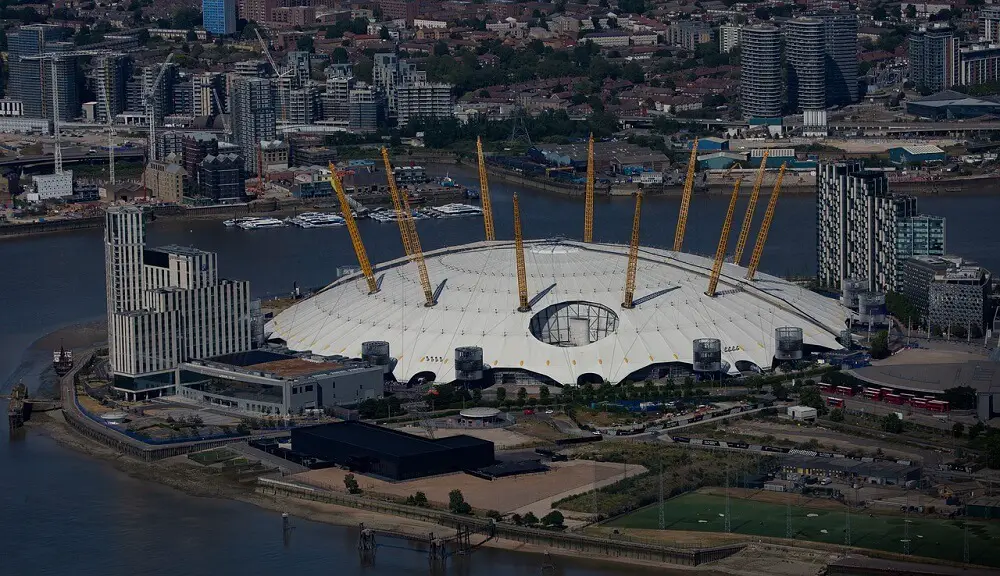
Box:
293 421 492 458
205 350 352 379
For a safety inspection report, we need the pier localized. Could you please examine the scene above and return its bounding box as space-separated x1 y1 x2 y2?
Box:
7 382 27 430
356 521 497 566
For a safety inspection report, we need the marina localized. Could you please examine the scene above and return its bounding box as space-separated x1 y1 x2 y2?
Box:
226 204 485 228
286 212 346 228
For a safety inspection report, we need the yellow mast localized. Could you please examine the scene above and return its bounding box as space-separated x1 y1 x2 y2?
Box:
477 136 496 241
673 138 698 252
513 193 530 312
328 162 378 294
732 148 770 265
745 163 786 281
584 133 595 242
622 191 643 309
381 148 414 258
706 178 741 298
383 148 436 306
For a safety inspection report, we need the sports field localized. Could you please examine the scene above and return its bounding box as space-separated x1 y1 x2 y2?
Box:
608 492 1000 567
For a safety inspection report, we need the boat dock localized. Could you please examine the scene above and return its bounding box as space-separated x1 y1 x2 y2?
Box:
7 382 26 429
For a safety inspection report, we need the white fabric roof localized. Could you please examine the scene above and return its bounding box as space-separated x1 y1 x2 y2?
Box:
267 240 848 385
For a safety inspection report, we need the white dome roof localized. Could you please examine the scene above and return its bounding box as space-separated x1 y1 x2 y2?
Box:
267 240 847 385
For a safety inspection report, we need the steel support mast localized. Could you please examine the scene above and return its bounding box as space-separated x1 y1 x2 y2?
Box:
513 193 530 312
733 148 769 265
673 138 698 252
329 162 378 294
477 136 496 241
745 163 786 281
382 148 414 258
384 148 436 306
583 133 595 242
706 179 742 297
622 192 643 309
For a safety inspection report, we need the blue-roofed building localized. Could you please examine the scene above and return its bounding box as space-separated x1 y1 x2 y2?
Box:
691 137 729 151
698 151 746 170
906 90 1000 120
888 145 946 165
202 0 236 35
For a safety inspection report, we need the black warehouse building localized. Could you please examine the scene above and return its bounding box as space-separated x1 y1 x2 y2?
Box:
291 421 495 480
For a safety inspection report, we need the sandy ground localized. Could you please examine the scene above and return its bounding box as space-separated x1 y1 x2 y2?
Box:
872 346 988 367
395 425 536 449
723 420 927 463
295 460 643 514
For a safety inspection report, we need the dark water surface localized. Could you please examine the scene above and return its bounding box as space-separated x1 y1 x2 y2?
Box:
2 174 998 575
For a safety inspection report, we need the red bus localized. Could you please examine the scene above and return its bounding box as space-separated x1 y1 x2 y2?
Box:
827 397 845 408
863 387 882 400
821 384 835 394
927 400 950 413
911 399 928 410
884 394 904 405
899 393 916 403
836 385 855 397
880 387 894 397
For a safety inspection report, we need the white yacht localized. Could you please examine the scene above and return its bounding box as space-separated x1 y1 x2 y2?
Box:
429 203 484 218
238 217 285 229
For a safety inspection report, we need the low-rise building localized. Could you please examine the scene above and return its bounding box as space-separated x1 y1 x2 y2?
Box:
144 160 187 203
786 405 818 421
198 153 245 202
888 144 946 165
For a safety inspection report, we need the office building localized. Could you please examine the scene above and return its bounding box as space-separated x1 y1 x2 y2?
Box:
719 24 741 54
786 17 827 128
349 83 382 133
816 12 858 106
143 159 187 203
231 76 276 172
927 260 992 333
7 25 79 121
816 162 946 292
198 153 245 201
909 25 960 93
395 82 453 126
740 25 782 119
203 0 237 35
981 6 1000 43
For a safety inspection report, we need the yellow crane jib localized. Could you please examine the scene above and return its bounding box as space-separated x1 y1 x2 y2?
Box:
477 136 496 241
622 191 643 309
707 178 742 298
584 133 596 243
513 193 530 312
328 162 378 294
745 162 786 282
733 147 770 265
381 147 414 259
383 148 437 307
673 137 698 252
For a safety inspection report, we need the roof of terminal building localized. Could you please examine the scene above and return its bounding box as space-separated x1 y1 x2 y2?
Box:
294 421 491 458
850 359 1000 394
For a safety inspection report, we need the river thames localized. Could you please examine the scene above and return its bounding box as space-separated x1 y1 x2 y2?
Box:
1 170 998 575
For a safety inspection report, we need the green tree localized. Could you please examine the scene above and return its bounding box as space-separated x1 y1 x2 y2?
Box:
296 35 314 53
449 489 472 514
985 429 1000 469
332 47 348 63
870 330 890 359
433 41 449 56
523 511 539 525
830 408 845 423
969 421 986 441
799 386 825 411
943 386 977 410
905 4 917 18
539 385 550 402
541 510 565 528
495 386 507 403
172 6 202 29
379 26 390 40
881 412 903 434
472 388 482 403
953 422 965 438
344 473 361 494
772 381 789 401
517 387 528 402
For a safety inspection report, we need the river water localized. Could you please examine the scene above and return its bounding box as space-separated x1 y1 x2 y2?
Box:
2 170 999 575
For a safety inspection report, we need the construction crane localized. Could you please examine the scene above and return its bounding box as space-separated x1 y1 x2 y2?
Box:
745 163 786 281
672 138 698 252
383 148 436 307
212 88 230 138
254 28 294 124
476 136 495 241
732 148 770 265
144 52 175 162
583 134 595 243
513 193 530 312
621 191 643 309
382 148 414 258
722 162 742 180
99 57 117 185
328 162 378 294
706 178 742 298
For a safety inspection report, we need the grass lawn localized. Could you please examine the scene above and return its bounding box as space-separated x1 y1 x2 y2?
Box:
608 492 1000 567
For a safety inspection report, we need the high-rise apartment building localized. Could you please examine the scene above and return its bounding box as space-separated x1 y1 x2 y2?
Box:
719 24 742 53
374 52 432 114
323 74 354 122
349 83 382 133
395 83 453 126
668 21 713 51
8 25 79 121
786 17 826 127
909 25 960 93
288 86 319 124
193 72 225 116
203 0 237 35
740 24 782 119
816 162 946 292
816 12 858 106
92 55 132 124
959 44 1000 87
231 76 276 172
981 6 1000 43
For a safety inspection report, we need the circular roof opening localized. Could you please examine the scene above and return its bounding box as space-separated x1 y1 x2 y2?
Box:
529 301 619 347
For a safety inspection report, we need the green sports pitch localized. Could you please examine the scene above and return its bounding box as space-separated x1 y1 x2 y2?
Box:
608 492 1000 567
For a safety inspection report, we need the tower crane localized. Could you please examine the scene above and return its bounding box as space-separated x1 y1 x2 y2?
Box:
144 52 175 162
100 57 117 185
622 191 643 309
383 148 436 307
382 148 414 258
672 138 698 252
254 27 294 124
212 88 230 138
745 163 786 281
476 136 495 241
328 162 378 294
513 193 530 312
706 178 742 298
732 148 770 265
583 133 595 243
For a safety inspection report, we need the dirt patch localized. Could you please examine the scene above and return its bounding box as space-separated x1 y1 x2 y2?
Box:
509 419 573 442
294 460 629 513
